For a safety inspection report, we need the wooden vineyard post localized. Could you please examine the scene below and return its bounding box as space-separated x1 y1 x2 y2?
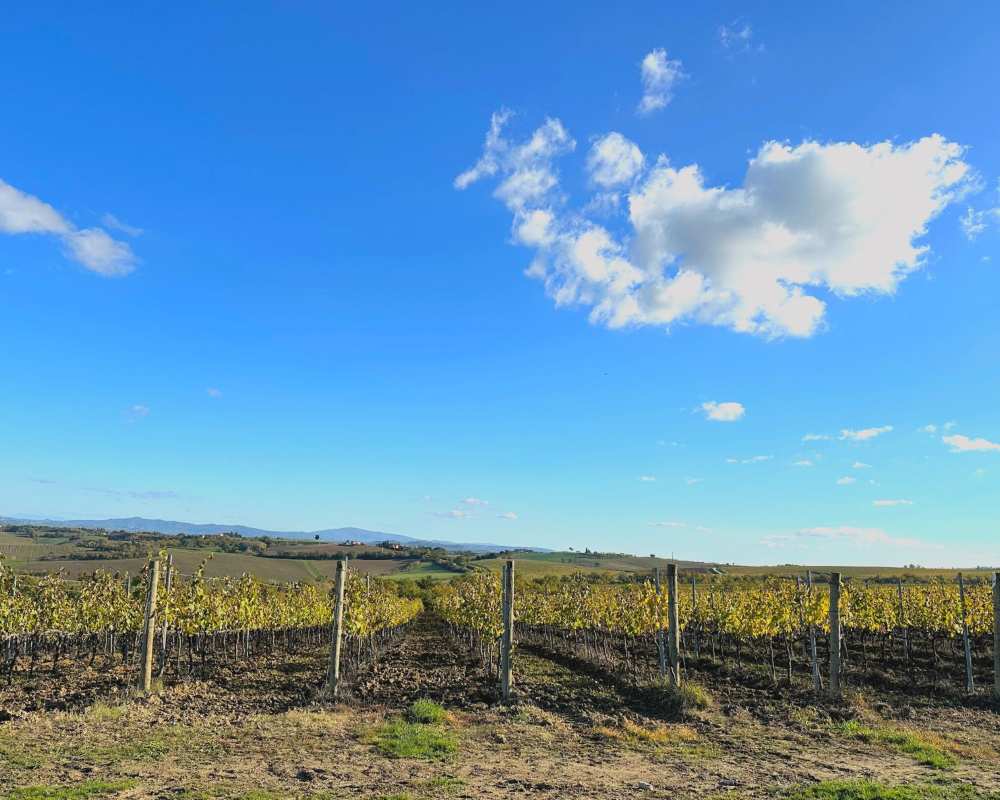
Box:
958 573 974 694
159 553 174 677
691 576 699 660
667 563 680 687
993 571 1000 700
500 559 515 702
140 558 160 694
325 559 347 701
829 572 842 697
897 578 910 666
807 571 821 692
654 568 667 678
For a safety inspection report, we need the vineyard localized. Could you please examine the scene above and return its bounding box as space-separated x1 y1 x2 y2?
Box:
0 555 422 687
433 567 1000 698
2 553 999 706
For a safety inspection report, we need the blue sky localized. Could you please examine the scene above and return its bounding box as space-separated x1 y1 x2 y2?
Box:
2 2 998 566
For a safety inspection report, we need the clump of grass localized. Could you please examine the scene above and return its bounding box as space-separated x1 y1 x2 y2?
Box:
84 702 125 722
1 780 135 800
595 718 717 760
642 678 714 717
408 699 447 724
423 776 465 794
836 721 956 770
784 779 998 800
369 719 457 760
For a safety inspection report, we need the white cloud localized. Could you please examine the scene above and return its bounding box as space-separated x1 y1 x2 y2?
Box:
587 133 645 188
835 476 856 485
852 461 871 469
462 497 489 506
638 475 657 482
206 387 223 398
793 460 814 467
0 179 70 234
0 178 136 276
638 48 684 115
701 401 745 422
840 426 893 441
432 509 471 519
497 511 518 520
873 499 914 507
684 476 703 485
921 424 938 434
727 455 771 464
802 433 832 441
457 112 972 339
63 229 136 276
943 434 1000 453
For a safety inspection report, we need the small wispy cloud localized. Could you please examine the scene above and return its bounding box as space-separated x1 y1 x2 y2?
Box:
101 213 143 237
718 21 760 53
840 426 893 442
701 401 745 422
726 455 771 464
431 509 471 519
873 499 914 507
83 486 180 501
943 434 1000 453
797 526 935 548
852 461 871 469
638 475 657 482
793 460 814 467
649 521 712 532
802 433 831 442
206 387 223 398
921 421 956 434
835 476 856 485
764 526 937 550
637 48 685 115
126 404 150 422
497 511 518 520
462 497 489 506
684 477 703 485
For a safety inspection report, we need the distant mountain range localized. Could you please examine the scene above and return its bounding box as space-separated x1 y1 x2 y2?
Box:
0 515 540 555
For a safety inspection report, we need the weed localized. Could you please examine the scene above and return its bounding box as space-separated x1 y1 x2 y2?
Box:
784 779 999 800
1 780 135 800
836 721 956 770
408 699 447 725
369 720 457 760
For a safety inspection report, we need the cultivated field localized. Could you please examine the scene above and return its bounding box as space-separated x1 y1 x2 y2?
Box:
1 528 998 800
